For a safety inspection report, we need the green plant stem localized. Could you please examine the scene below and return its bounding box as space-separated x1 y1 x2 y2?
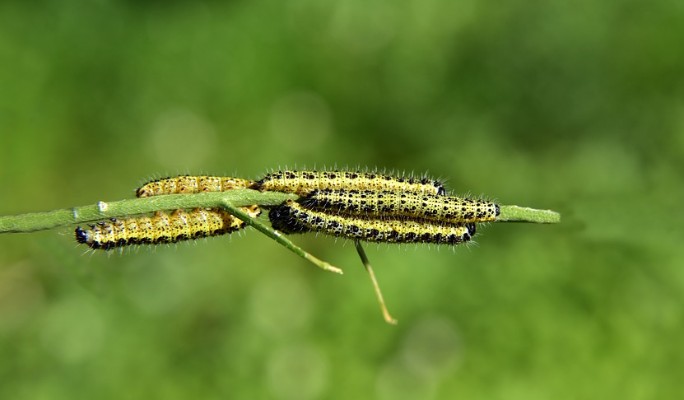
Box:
497 205 560 223
0 190 294 233
0 192 558 275
355 240 397 325
0 189 342 274
0 194 560 234
220 200 342 274
0 190 560 319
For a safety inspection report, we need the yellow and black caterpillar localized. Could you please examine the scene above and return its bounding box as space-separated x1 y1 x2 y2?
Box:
76 206 261 250
252 170 446 196
77 176 260 250
78 170 490 249
269 200 475 245
299 189 500 224
136 176 255 197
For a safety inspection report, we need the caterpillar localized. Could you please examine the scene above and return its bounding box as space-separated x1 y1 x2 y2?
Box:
269 200 475 245
136 176 255 197
75 206 261 250
252 170 447 196
134 175 261 244
299 189 500 223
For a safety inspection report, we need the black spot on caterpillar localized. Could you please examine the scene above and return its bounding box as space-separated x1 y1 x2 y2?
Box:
269 200 475 245
252 170 447 196
75 206 261 250
299 189 500 223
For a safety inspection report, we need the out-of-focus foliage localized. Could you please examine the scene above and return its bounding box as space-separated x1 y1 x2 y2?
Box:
1 0 683 399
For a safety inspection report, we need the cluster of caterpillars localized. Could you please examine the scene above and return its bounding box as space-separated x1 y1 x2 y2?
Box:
75 170 499 250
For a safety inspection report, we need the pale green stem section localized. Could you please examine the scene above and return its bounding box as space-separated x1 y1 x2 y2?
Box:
497 205 561 223
355 240 397 325
0 190 293 233
220 200 342 274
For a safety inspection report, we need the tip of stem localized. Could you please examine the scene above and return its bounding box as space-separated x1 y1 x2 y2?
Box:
326 264 344 275
497 205 561 224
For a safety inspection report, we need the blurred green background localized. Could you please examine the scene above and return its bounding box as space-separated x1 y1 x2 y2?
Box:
1 0 683 398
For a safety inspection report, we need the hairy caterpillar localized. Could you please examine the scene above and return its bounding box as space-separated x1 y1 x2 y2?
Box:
75 206 261 250
136 176 255 197
253 170 446 196
134 176 261 244
299 189 500 223
269 200 475 245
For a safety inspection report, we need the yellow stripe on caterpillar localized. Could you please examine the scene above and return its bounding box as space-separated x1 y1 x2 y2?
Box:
75 206 261 250
136 176 255 197
300 189 500 223
269 200 475 245
253 170 446 196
